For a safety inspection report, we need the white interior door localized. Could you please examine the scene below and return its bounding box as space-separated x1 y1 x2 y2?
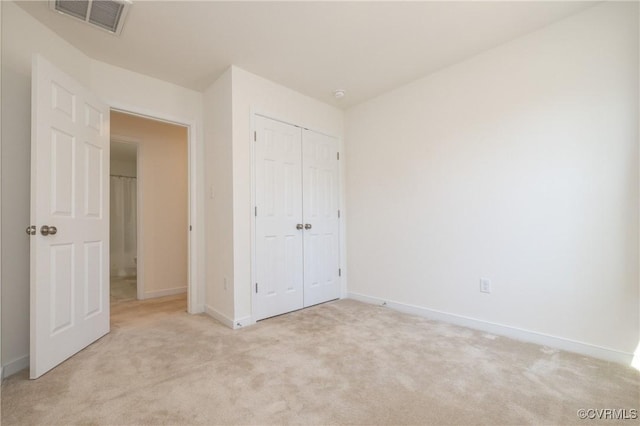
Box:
302 130 340 307
254 116 304 321
30 55 110 379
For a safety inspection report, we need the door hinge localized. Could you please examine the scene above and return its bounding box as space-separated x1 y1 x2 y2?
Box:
338 209 341 218
339 268 342 277
254 131 257 142
255 283 258 293
255 206 257 217
189 225 192 231
337 152 340 160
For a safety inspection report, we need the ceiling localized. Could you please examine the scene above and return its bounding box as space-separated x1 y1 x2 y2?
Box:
18 1 597 109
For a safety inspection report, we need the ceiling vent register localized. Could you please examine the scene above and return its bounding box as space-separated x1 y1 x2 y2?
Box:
50 0 131 36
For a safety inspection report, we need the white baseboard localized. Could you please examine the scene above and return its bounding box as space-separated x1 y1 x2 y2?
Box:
348 292 633 366
142 286 187 300
234 316 254 328
189 303 205 315
205 304 234 328
2 355 29 379
204 305 254 329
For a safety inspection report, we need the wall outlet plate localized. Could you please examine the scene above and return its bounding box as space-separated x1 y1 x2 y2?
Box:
480 278 491 294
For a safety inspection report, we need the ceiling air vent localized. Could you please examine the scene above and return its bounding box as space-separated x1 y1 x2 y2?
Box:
50 0 131 36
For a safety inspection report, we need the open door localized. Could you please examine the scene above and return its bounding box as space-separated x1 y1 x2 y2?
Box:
30 55 110 379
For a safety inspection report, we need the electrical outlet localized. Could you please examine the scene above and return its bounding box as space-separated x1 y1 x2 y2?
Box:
480 278 491 294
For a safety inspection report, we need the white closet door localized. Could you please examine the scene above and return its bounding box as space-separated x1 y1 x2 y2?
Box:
254 116 304 321
302 130 340 307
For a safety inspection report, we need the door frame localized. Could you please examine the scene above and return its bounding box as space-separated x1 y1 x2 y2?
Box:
109 136 143 300
250 111 344 322
109 104 200 314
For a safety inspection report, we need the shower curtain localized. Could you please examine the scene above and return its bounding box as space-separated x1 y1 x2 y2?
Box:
110 176 137 277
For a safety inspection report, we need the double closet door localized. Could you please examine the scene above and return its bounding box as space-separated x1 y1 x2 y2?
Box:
254 116 340 321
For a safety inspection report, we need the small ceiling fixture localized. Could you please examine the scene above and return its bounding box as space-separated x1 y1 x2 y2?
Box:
50 0 132 36
333 89 346 99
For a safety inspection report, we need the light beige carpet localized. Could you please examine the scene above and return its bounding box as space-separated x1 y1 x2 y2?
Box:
1 295 638 425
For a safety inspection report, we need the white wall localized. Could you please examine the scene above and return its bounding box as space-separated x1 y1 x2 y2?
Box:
346 2 639 361
229 66 344 323
1 1 204 377
203 68 235 323
91 60 203 128
1 1 94 377
111 112 189 298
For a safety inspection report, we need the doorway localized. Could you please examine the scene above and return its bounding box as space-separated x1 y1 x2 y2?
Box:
110 141 138 303
29 55 201 379
109 111 189 310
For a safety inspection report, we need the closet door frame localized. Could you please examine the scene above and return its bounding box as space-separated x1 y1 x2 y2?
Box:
250 112 344 322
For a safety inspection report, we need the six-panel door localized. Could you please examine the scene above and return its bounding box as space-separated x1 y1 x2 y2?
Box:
302 130 340 307
31 55 110 379
254 116 305 321
254 115 340 321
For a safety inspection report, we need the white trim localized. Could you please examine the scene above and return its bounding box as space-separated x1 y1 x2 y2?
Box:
205 305 234 328
234 316 254 329
2 355 29 379
249 109 257 324
337 137 346 299
348 292 634 366
142 286 187 300
136 141 143 301
205 305 254 329
637 0 640 374
252 110 339 139
107 102 204 314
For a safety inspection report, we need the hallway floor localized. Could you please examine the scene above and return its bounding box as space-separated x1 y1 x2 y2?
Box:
110 276 137 303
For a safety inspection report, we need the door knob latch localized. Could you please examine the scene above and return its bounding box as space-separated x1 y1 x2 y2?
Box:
40 225 58 236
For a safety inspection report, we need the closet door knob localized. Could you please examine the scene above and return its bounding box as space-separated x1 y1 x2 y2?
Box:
304 224 312 230
296 224 304 230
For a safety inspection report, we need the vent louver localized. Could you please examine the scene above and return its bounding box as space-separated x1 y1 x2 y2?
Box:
50 0 131 36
